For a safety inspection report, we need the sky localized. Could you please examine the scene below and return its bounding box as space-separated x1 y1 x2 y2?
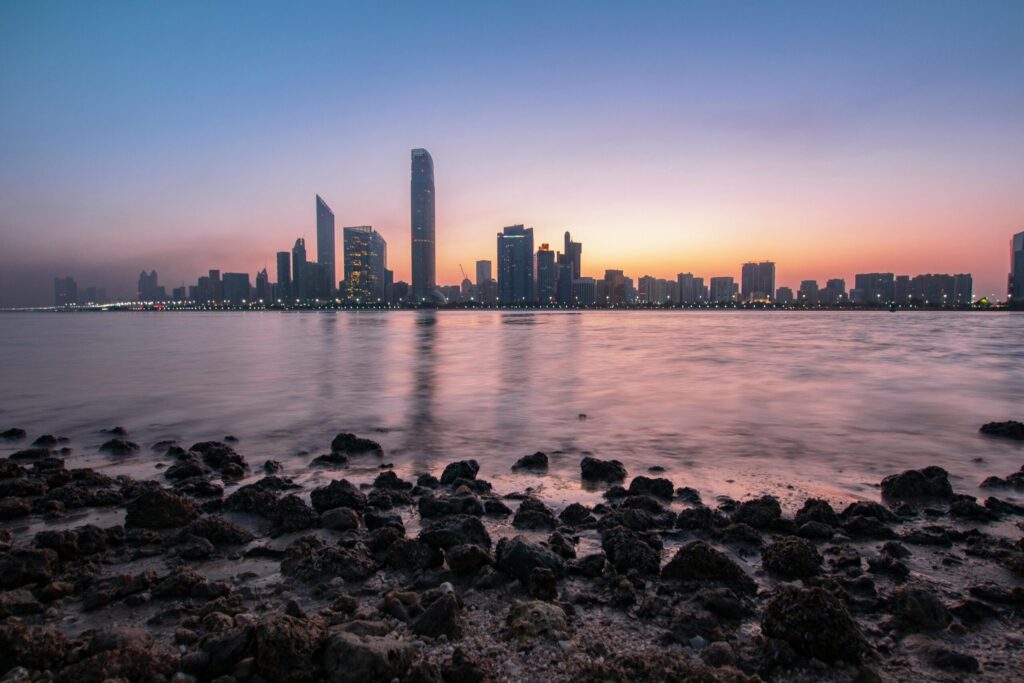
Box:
1 0 1023 306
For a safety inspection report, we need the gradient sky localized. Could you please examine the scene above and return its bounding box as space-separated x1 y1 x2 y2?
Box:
1 1 1023 305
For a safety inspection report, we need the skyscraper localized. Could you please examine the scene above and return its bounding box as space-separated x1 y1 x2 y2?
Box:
677 273 696 304
741 262 776 301
798 280 819 304
603 269 625 304
709 276 737 303
208 270 222 303
255 268 271 302
410 148 436 302
222 273 251 305
854 273 895 304
316 195 336 296
556 254 574 305
343 225 388 302
536 244 557 303
1011 231 1024 302
292 238 307 301
563 231 582 278
497 225 534 303
475 260 491 286
54 276 77 306
137 270 164 301
276 251 291 302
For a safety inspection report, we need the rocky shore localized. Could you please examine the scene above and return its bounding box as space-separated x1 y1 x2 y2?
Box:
0 422 1022 682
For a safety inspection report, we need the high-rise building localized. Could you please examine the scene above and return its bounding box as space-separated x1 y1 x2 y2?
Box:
316 195 336 296
603 269 626 304
54 276 77 306
208 270 222 303
276 251 292 302
693 277 708 302
797 280 819 305
475 260 492 287
637 275 655 304
255 268 271 302
343 225 388 302
953 273 973 304
137 270 165 301
709 276 737 303
292 239 307 301
172 286 187 301
1011 231 1024 303
776 287 794 304
536 244 557 303
497 225 534 303
741 262 776 301
556 254 574 305
822 278 847 304
623 276 636 303
572 277 596 305
390 281 409 304
410 148 436 302
677 273 695 304
222 273 250 305
854 273 895 304
894 275 911 305
563 232 582 279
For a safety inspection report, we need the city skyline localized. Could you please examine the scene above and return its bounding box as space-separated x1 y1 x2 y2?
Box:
2 2 1024 306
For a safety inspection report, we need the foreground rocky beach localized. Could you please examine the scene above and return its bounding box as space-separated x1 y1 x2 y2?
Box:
1 423 1023 682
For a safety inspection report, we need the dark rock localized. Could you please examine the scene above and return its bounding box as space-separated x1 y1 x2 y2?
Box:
445 544 492 575
382 538 444 571
985 496 1024 515
125 488 197 528
731 495 781 529
373 470 412 490
322 632 413 683
569 553 608 578
506 600 569 639
282 537 378 582
0 623 71 673
676 486 702 504
662 540 756 595
867 554 910 580
0 428 26 440
495 535 566 584
31 434 58 447
253 614 327 682
177 516 254 545
272 494 318 533
601 526 660 577
419 514 491 550
762 585 866 663
224 484 279 517
311 452 349 467
416 473 440 488
761 536 823 578
841 515 896 539
321 506 361 530
0 498 31 521
310 479 366 512
178 535 214 558
931 648 980 673
0 588 42 618
442 648 485 683
528 567 558 600
580 456 626 482
331 432 384 455
797 521 835 539
547 531 576 559
881 467 954 501
483 498 512 516
558 502 595 526
627 475 674 499
676 505 717 530
411 592 463 639
190 441 248 473
949 497 998 521
365 510 404 532
35 524 107 560
950 598 999 625
891 584 951 631
512 496 558 530
794 498 839 527
165 453 212 480
264 459 283 473
840 500 898 522
99 438 140 455
619 493 665 513
718 522 764 546
440 459 480 485
512 451 548 471
9 447 52 460
0 461 27 479
418 492 483 518
979 420 1024 440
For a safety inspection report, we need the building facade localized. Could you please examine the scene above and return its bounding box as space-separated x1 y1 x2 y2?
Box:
497 225 534 303
316 195 336 296
276 251 291 302
410 148 436 302
741 261 775 301
1011 231 1024 302
536 244 557 303
343 225 388 302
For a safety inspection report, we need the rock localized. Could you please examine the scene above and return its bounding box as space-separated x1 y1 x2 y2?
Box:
0 461 27 479
512 452 548 471
179 535 215 559
419 514 491 550
373 470 411 490
979 420 1024 440
177 516 254 546
311 452 349 467
794 498 839 527
442 648 485 683
558 502 595 526
731 495 781 529
190 441 248 473
382 538 444 571
880 467 954 501
0 623 72 672
99 438 140 455
931 648 980 673
165 453 213 480
253 614 327 682
676 487 702 504
496 535 566 584
797 521 834 539
569 553 608 579
528 567 558 600
949 497 998 521
0 588 42 618
31 434 58 447
330 432 384 456
440 460 480 485
264 460 283 473
321 506 361 530
512 497 558 530
9 447 53 460
762 585 866 663
416 473 440 488
701 641 736 667
891 584 951 632
224 484 279 516
676 505 717 530
600 526 660 577
840 500 899 523
662 540 756 595
272 494 318 533
0 428 26 440
321 632 412 683
761 536 823 578
0 498 30 521
310 479 366 512
985 496 1024 515
418 492 483 518
0 548 59 589
547 531 576 559
125 488 197 528
506 600 568 639
627 475 673 499
411 592 463 639
445 544 492 575
364 510 404 532
580 456 626 482
282 537 378 582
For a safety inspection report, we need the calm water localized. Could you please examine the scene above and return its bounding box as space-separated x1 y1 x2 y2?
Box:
1 311 1023 510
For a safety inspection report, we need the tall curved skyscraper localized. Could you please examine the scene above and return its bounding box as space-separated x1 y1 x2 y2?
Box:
410 148 435 302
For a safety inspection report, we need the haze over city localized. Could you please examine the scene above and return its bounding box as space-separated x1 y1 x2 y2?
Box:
2 0 1023 306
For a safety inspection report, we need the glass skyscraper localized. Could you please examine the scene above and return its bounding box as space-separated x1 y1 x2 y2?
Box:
411 148 436 302
316 195 336 296
1011 231 1024 302
536 244 556 303
497 225 534 303
343 225 388 302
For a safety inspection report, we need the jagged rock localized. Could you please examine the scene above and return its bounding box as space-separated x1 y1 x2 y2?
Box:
558 502 595 526
0 548 59 589
512 497 558 530
794 498 839 527
627 475 673 499
9 447 53 460
931 648 980 673
761 536 823 578
99 438 139 455
125 488 197 528
676 505 717 530
0 428 26 440
891 584 951 632
82 570 159 610
253 614 327 682
225 484 279 516
35 524 107 560
569 553 608 578
310 479 366 512
0 499 31 521
0 461 27 479
440 460 480 485
264 459 283 473
271 494 317 533
177 516 254 546
979 420 1024 440
881 467 954 501
31 434 58 447
797 521 835 539
731 495 781 529
445 544 492 575
330 432 384 455
190 441 248 473
512 452 548 471
495 535 565 584
601 526 660 577
382 538 444 571
321 506 361 530
762 585 866 663
0 623 72 673
419 514 491 550
949 497 998 521
282 537 377 582
373 470 412 490
662 540 756 594
365 510 404 533
411 593 463 639
506 600 568 639
165 453 212 481
418 492 484 518
442 648 485 683
0 588 43 618
580 456 626 482
547 531 576 560
322 632 413 683
528 567 558 600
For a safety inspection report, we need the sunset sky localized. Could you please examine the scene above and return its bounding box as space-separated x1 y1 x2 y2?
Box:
1 1 1023 305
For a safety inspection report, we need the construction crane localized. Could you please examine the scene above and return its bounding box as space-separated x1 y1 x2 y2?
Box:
459 264 469 282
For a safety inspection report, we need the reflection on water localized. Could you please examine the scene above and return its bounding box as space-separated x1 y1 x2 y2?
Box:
1 310 1022 509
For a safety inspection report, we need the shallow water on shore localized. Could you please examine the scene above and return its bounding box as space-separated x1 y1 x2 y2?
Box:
1 310 1023 509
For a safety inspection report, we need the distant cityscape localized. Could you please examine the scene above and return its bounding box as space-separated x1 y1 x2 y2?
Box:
46 148 1024 310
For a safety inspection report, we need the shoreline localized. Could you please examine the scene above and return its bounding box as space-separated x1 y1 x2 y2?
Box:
2 304 1020 313
1 425 1023 681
